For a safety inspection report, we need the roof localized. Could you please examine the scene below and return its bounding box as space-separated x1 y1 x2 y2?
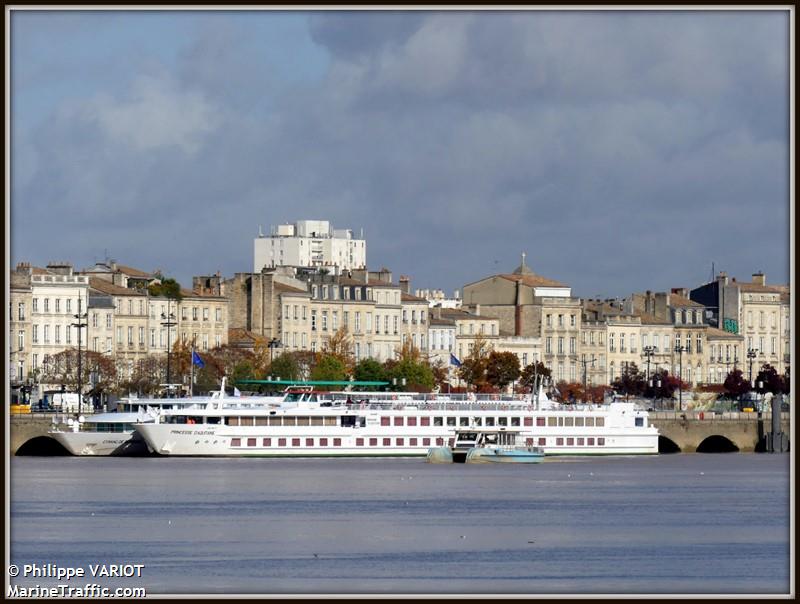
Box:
401 292 428 303
705 327 744 339
337 277 399 288
499 273 567 288
439 308 497 321
429 315 456 327
89 277 146 297
634 311 673 325
115 264 154 279
668 294 704 308
738 283 782 294
274 282 309 295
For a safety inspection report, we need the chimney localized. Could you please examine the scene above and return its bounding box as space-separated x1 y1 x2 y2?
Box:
399 275 410 294
752 272 766 286
717 271 729 286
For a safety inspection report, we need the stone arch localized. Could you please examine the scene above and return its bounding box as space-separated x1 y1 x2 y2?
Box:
658 435 681 453
15 436 70 456
696 435 739 453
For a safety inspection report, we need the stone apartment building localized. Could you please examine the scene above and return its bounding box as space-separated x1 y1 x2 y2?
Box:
462 257 581 383
9 265 33 387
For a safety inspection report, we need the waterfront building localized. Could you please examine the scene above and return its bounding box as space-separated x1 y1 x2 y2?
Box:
9 265 32 390
461 255 581 382
414 288 462 309
705 327 745 384
400 286 430 355
582 300 643 386
427 309 457 375
253 219 366 274
690 272 789 377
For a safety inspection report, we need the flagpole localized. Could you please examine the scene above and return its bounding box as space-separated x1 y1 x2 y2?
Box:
190 346 194 398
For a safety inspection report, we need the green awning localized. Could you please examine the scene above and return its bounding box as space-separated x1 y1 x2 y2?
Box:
235 379 390 387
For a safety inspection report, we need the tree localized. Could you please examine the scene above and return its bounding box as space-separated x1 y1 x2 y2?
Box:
754 364 787 395
644 369 687 400
485 351 521 391
611 362 647 398
353 358 386 387
387 357 435 392
148 276 183 302
457 333 492 391
322 326 356 373
519 361 552 392
311 354 347 381
268 353 300 382
723 369 751 399
41 349 117 398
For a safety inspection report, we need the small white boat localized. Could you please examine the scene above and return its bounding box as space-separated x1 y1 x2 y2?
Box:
427 428 544 464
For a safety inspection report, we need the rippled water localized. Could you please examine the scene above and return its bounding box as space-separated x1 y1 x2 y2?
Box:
10 454 791 595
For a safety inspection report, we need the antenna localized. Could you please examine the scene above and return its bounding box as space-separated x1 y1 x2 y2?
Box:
710 262 715 283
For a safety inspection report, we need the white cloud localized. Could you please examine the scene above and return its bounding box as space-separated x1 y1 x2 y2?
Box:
89 75 217 154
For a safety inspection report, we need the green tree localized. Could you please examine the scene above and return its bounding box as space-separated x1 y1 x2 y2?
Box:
353 358 387 388
611 362 647 398
311 354 347 381
148 277 183 301
485 351 521 391
457 333 492 391
268 353 300 381
388 358 434 391
723 369 751 399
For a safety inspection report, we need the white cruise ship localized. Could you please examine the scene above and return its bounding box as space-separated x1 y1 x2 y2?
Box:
133 389 659 457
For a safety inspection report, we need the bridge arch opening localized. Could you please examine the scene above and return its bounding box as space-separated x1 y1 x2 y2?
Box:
696 435 739 453
658 436 681 454
16 436 71 456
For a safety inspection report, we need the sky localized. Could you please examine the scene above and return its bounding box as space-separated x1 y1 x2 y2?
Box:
9 8 791 299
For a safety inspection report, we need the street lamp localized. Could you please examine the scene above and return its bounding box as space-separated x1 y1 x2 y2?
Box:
642 346 656 382
161 302 177 397
674 343 686 412
747 348 758 388
578 355 596 403
71 301 88 414
268 337 281 364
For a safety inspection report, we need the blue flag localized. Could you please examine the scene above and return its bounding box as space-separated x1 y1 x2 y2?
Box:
192 350 205 368
450 353 462 367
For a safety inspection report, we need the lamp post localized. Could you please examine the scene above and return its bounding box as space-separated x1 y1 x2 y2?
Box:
674 343 686 412
161 301 177 397
642 346 655 382
268 337 281 364
71 300 88 414
578 355 595 403
747 348 758 388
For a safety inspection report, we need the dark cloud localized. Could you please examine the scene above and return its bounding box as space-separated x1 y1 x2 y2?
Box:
11 10 790 299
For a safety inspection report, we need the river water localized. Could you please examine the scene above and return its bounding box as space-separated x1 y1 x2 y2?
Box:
9 454 791 596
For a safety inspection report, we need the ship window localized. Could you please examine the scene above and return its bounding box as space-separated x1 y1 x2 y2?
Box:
207 417 221 425
472 417 482 426
381 417 390 426
548 417 557 427
421 417 430 426
433 417 443 426
446 417 456 426
225 417 238 426
635 417 644 427
585 417 595 427
597 437 605 446
536 417 545 427
333 438 341 446
296 417 310 426
231 438 241 447
564 417 574 427
370 438 378 446
356 438 364 446
283 417 296 426
526 438 534 446
396 438 404 446
588 437 595 445
485 417 495 426
577 437 584 445
324 417 337 426
292 438 300 447
383 438 391 446
310 417 324 426
394 417 404 426
524 417 533 427
538 437 546 446
436 438 444 446
498 417 507 426
574 417 584 427
459 417 469 426
567 438 574 446
410 438 418 446
557 417 564 427
268 417 282 426
556 437 564 446
448 437 455 447
278 438 286 446
263 438 271 447
511 417 520 426
596 418 605 427
306 438 314 447
408 417 417 426
341 416 356 428
423 438 431 446
255 417 268 426
247 438 256 447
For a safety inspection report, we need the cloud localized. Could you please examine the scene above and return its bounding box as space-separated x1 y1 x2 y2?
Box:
88 74 217 154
